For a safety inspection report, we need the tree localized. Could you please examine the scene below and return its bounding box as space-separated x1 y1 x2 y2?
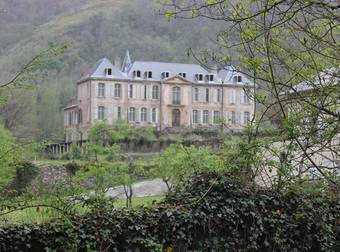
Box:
152 144 223 190
161 0 340 191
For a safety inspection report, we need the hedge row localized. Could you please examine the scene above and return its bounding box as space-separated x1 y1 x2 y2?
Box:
0 173 339 251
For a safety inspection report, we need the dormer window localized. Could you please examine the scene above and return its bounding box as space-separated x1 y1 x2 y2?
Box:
134 70 141 78
105 68 112 76
161 72 170 79
147 71 152 79
207 74 214 82
196 74 204 82
179 72 187 78
233 75 243 83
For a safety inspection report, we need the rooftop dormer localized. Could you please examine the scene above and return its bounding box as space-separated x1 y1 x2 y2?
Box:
144 71 153 79
179 72 187 78
133 70 142 79
196 74 204 82
161 71 170 79
206 74 214 82
105 68 112 77
233 75 243 84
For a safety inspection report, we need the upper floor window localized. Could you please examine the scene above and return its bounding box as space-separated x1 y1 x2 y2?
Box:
179 72 187 78
141 108 147 122
78 109 83 124
207 74 214 82
105 68 112 76
196 74 204 82
114 84 121 98
161 72 170 79
98 106 105 120
229 89 236 104
143 85 148 100
213 111 220 124
146 71 153 79
217 89 221 102
152 108 157 123
98 83 105 97
203 110 209 124
241 90 251 104
194 88 199 102
128 107 136 121
129 84 133 98
152 85 160 99
205 88 210 102
172 87 181 105
193 110 199 124
244 111 250 124
234 75 243 83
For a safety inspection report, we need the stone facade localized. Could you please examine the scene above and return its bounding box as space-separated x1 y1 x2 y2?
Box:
64 51 255 142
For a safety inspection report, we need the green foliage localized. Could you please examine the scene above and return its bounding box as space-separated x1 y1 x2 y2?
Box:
0 124 19 190
152 144 223 189
64 162 80 175
15 162 40 191
0 173 338 251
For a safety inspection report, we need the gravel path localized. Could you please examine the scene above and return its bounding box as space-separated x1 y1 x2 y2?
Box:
105 179 168 198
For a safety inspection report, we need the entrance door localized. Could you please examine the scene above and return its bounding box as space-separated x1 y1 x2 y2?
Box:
172 109 180 127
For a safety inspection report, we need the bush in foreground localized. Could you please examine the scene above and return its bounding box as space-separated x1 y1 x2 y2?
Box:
0 172 338 251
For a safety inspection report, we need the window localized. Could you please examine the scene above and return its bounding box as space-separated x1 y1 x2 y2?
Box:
207 74 214 82
229 89 236 104
179 72 187 78
241 90 251 104
98 83 105 97
152 108 157 122
213 111 220 124
205 88 209 102
135 70 141 78
194 88 199 101
238 75 242 82
197 74 203 81
114 84 121 98
193 110 199 124
152 85 159 99
68 112 72 126
147 71 152 79
244 111 250 124
143 85 147 100
98 106 105 120
173 87 181 105
128 107 136 121
203 110 209 124
117 106 121 118
162 72 170 79
217 89 221 102
141 108 147 122
129 84 133 98
106 68 112 76
231 111 236 124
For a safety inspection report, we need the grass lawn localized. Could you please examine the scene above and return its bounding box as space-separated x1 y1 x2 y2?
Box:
0 195 164 226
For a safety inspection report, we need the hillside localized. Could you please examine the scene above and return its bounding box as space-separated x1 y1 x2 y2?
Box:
0 0 222 140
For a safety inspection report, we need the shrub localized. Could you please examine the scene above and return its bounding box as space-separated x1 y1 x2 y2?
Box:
15 161 40 190
0 172 338 251
64 162 80 175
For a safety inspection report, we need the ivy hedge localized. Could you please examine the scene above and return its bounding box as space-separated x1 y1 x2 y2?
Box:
0 172 339 251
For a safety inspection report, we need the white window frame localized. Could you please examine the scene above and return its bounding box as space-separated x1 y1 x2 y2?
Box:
152 85 159 99
114 83 121 98
193 110 199 124
98 83 105 97
203 110 209 124
128 107 136 122
98 106 105 120
141 107 147 122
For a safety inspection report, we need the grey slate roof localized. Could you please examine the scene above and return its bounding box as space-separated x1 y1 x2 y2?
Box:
86 53 253 85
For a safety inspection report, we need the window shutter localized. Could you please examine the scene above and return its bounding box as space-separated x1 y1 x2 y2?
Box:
236 112 240 124
240 90 245 104
133 85 138 99
111 85 115 97
213 89 217 103
113 106 117 120
104 107 108 119
148 85 153 99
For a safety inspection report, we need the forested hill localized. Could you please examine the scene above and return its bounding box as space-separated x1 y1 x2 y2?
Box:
0 0 222 140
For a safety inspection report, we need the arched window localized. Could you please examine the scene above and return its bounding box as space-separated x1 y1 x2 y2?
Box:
152 85 159 99
172 87 181 105
128 107 136 121
141 108 147 122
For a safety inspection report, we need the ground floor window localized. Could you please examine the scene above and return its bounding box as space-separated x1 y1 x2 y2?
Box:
203 110 209 124
128 107 136 121
213 111 220 124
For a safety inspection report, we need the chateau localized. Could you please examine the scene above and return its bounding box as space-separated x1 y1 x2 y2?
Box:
64 51 255 142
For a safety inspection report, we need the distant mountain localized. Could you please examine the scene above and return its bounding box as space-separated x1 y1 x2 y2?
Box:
0 0 223 140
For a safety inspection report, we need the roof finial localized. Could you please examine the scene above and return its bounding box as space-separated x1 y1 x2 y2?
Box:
121 49 132 72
